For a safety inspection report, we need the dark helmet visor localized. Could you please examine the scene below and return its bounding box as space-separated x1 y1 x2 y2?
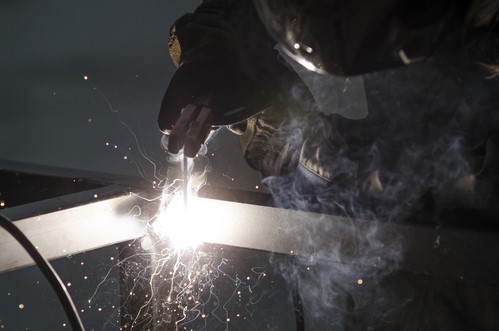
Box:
254 0 469 76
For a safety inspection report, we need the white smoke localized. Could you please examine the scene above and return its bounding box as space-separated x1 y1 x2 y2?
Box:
257 56 482 329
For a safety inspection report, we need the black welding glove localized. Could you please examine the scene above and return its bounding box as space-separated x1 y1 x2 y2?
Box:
158 0 297 157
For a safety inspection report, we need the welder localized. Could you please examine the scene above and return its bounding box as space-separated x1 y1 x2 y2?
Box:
158 0 499 218
157 1 499 328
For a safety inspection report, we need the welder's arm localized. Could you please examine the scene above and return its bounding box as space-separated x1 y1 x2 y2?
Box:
158 0 296 157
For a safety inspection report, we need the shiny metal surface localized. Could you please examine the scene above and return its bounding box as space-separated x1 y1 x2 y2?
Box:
0 190 147 272
2 190 498 285
156 195 499 284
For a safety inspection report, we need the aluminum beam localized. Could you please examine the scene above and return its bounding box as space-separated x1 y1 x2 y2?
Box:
2 191 498 285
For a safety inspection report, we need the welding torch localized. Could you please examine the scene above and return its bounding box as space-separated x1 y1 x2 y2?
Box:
165 104 214 158
159 103 214 211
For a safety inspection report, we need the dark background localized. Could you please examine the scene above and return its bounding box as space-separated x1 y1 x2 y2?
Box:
1 0 193 176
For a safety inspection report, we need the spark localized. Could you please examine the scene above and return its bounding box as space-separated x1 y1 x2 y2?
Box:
86 157 270 330
222 173 234 181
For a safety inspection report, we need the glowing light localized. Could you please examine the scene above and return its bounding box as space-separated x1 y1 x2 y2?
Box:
66 282 72 287
123 156 128 160
83 75 88 80
153 194 221 249
357 279 363 285
18 304 24 309
93 194 98 199
0 201 5 207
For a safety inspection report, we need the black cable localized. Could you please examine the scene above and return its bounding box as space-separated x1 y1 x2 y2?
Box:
290 257 305 331
0 214 85 331
292 282 305 331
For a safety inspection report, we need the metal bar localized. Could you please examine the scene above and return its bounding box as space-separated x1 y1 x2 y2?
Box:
2 191 498 286
0 159 153 189
158 196 499 285
0 191 148 273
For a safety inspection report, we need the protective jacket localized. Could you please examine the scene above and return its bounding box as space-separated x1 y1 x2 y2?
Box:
161 1 499 328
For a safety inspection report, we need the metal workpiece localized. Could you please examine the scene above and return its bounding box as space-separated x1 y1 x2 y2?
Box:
2 185 498 285
0 189 149 273
156 195 499 285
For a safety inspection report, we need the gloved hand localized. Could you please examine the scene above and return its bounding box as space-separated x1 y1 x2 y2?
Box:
158 58 277 158
157 0 298 157
165 104 213 158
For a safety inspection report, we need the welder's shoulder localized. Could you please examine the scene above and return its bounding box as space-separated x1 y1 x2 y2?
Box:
167 0 257 68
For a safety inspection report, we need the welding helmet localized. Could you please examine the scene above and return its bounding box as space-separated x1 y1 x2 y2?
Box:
253 0 470 75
